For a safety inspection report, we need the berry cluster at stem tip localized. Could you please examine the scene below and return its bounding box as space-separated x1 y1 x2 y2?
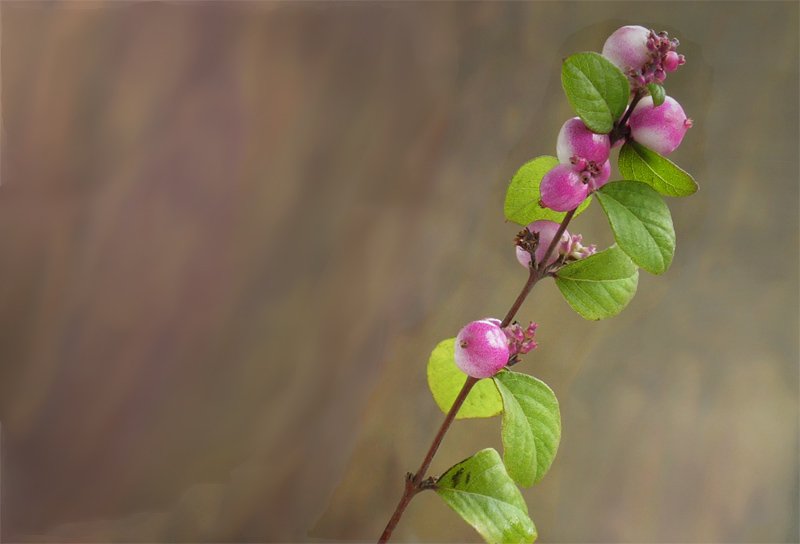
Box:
540 25 691 213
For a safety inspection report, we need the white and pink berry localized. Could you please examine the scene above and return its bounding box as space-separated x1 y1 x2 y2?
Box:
454 319 510 378
539 164 589 212
590 160 611 191
628 95 692 155
602 25 651 76
556 117 611 165
602 25 686 88
515 220 572 269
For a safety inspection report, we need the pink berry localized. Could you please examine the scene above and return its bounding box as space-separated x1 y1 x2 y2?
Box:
454 319 510 378
591 160 611 190
602 25 650 73
540 164 589 212
629 95 692 155
515 220 571 268
556 117 611 165
663 51 680 72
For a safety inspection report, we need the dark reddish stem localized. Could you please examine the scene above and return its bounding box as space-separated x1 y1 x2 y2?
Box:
609 89 645 146
377 214 574 544
378 376 478 544
378 88 643 544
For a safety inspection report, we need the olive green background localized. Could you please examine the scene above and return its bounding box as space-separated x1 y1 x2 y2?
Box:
0 2 797 543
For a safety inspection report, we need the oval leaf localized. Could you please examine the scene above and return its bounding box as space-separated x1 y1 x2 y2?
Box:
493 371 561 487
555 245 639 320
427 338 503 419
436 448 537 544
504 156 591 226
618 141 698 197
561 52 630 134
646 82 665 106
595 181 676 275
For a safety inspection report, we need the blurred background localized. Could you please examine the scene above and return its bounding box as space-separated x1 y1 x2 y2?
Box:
0 2 797 542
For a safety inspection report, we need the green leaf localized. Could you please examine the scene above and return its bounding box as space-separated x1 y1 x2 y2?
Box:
595 181 676 275
561 52 630 134
504 156 591 226
427 338 503 419
436 448 537 544
493 371 561 487
555 245 639 320
647 83 665 106
618 141 698 197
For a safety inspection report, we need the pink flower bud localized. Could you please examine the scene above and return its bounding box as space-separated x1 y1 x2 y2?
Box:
629 95 691 155
602 25 651 73
540 164 589 212
454 319 510 378
503 321 539 357
515 220 571 268
556 117 611 165
663 51 680 72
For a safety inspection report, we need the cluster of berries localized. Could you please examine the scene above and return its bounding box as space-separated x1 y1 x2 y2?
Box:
453 25 690 380
540 25 692 213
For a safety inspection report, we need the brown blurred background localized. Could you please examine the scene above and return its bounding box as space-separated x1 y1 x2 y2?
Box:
0 2 797 543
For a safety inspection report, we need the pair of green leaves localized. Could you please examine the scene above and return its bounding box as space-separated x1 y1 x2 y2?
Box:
558 140 698 319
554 173 688 321
427 340 561 543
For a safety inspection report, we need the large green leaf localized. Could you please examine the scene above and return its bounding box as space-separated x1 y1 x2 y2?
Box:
504 156 591 226
561 52 630 134
618 141 698 197
436 448 537 544
595 181 676 275
427 338 503 419
555 245 639 320
493 371 561 487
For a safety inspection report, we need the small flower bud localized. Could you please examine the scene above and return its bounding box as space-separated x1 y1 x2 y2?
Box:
504 322 539 357
540 164 589 212
629 95 691 155
663 50 680 72
565 233 597 260
515 220 571 269
602 25 651 73
556 117 611 165
454 319 510 378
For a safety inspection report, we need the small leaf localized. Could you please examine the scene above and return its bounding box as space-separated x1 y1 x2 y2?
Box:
427 338 503 419
436 448 537 544
493 371 561 487
504 156 591 226
555 245 639 320
618 141 698 197
647 83 665 106
561 52 630 134
595 181 676 274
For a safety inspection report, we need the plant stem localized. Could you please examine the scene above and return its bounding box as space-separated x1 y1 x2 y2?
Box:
378 86 644 540
609 88 644 145
377 209 575 543
378 376 478 544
